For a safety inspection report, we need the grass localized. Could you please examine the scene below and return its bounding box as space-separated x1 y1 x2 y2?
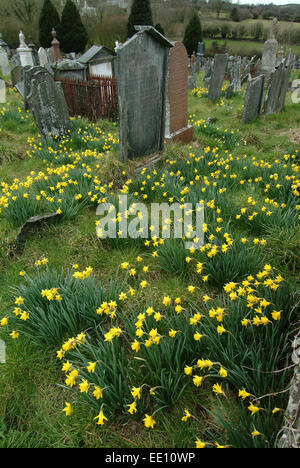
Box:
0 66 299 448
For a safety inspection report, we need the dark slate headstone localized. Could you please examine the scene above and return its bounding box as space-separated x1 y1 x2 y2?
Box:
117 26 173 161
263 64 292 115
225 83 234 99
11 65 23 87
242 75 265 124
208 54 227 100
27 70 72 140
11 53 21 68
277 65 292 112
203 58 212 89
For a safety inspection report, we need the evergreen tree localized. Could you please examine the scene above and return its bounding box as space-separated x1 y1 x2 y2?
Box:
127 0 153 39
38 0 60 48
59 0 88 53
183 13 202 57
230 6 240 22
154 23 165 36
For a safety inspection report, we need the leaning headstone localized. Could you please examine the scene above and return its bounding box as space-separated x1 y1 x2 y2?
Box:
38 47 49 67
24 66 47 110
17 31 34 67
165 42 193 144
116 25 173 161
27 70 72 140
277 65 292 112
208 54 227 100
242 74 265 124
0 47 10 76
260 18 278 76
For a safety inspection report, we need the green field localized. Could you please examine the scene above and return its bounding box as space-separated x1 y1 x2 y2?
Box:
0 73 299 448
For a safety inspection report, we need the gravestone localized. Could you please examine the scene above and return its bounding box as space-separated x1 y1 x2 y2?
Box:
242 74 265 124
52 59 87 81
0 47 10 76
263 63 291 115
241 55 256 85
117 25 173 161
208 54 227 100
165 42 193 144
225 83 234 99
230 57 241 91
0 33 10 56
0 79 5 103
27 70 72 140
28 39 39 66
260 18 278 76
17 31 34 67
24 66 47 110
203 58 212 89
15 65 31 98
11 53 21 68
11 65 23 87
38 47 49 67
196 41 204 66
277 65 292 112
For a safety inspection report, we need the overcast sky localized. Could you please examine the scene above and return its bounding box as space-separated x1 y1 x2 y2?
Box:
233 0 300 5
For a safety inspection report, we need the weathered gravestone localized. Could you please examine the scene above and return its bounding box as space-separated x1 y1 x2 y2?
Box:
241 55 256 85
52 59 87 81
230 57 241 91
260 18 278 76
0 47 10 76
263 63 291 115
165 42 193 144
0 79 5 103
15 65 31 98
11 53 21 68
117 26 173 161
38 47 49 67
208 54 227 100
27 70 72 140
11 65 23 87
0 33 10 56
24 66 48 110
196 42 204 65
277 65 292 111
225 83 234 99
203 58 212 89
242 74 265 124
17 31 34 67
